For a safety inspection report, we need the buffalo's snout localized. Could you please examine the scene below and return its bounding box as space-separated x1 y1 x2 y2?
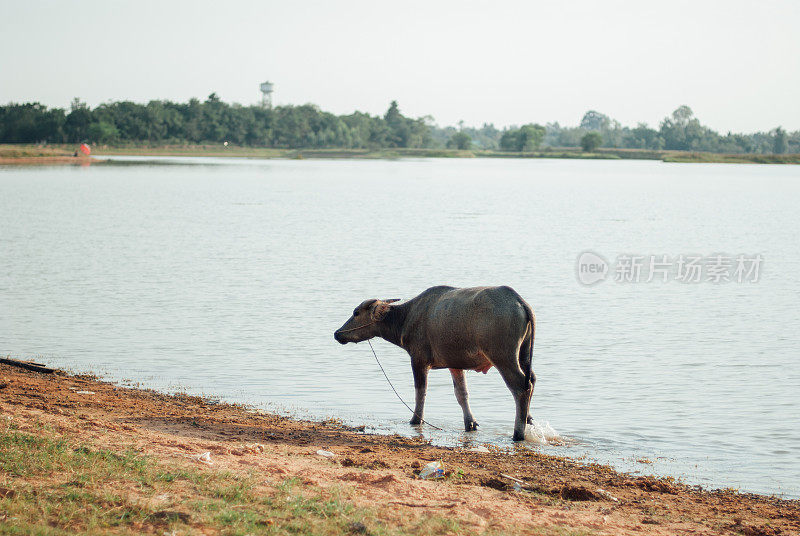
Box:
333 330 347 344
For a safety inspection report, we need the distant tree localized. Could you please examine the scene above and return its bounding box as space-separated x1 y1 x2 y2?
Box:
203 93 226 141
500 124 545 151
0 103 65 143
581 132 602 152
447 131 472 150
406 117 431 148
773 127 788 154
543 121 581 147
788 131 800 154
499 129 518 151
341 111 376 148
64 98 92 142
671 105 694 125
722 132 753 153
379 100 430 148
624 123 663 149
580 110 610 131
86 121 119 144
520 124 545 150
384 100 406 146
472 123 500 149
384 100 402 126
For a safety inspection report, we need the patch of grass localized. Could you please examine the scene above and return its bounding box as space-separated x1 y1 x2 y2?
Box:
663 151 800 164
0 144 73 158
3 427 530 535
479 150 621 160
95 144 289 159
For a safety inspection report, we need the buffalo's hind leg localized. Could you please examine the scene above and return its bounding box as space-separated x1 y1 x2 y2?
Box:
449 369 478 431
497 363 533 441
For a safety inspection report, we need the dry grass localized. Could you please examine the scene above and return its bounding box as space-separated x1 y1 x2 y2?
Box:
0 145 73 158
0 423 461 536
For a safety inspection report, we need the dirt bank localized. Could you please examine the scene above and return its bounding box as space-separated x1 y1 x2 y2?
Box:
0 156 102 166
0 145 103 166
0 362 797 535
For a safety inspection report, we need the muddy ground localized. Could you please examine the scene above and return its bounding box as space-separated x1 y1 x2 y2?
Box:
0 362 797 535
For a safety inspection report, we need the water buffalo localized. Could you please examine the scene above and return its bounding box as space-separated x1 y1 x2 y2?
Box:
334 285 536 441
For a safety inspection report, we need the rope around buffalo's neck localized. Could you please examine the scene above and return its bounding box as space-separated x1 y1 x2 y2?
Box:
366 339 444 431
336 320 376 333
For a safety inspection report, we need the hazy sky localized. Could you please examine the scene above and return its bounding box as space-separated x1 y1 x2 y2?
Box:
2 1 798 132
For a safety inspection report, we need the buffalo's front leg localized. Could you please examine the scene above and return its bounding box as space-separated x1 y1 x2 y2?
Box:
409 366 428 425
450 369 478 431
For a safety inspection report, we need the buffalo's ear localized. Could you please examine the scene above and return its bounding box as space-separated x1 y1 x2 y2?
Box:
371 300 394 321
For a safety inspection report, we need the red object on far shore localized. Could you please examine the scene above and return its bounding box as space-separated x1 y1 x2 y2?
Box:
79 143 91 156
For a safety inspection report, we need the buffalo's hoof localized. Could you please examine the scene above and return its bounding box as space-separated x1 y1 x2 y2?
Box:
464 420 479 432
409 417 422 426
512 431 526 442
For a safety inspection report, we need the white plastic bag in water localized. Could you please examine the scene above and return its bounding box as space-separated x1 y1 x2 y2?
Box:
524 421 560 444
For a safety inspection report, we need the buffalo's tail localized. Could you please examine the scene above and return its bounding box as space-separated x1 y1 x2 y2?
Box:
519 300 535 387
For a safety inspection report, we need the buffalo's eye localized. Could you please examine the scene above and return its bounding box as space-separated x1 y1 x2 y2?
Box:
353 311 360 317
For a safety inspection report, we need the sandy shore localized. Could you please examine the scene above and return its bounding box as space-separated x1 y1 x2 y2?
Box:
0 156 103 166
0 145 103 166
0 362 797 535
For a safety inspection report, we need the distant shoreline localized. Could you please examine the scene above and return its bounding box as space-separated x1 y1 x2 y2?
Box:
2 143 799 165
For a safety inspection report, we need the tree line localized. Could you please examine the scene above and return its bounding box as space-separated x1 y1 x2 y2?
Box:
0 95 797 154
439 106 798 154
0 96 430 150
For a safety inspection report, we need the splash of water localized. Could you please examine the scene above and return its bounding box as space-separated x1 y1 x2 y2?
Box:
524 420 562 445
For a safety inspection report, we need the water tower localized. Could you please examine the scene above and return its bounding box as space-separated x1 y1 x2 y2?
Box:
259 81 274 109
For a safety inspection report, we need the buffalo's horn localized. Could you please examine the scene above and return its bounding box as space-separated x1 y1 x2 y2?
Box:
384 298 401 303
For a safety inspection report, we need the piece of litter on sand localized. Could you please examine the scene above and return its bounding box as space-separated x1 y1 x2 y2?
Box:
418 460 445 480
499 473 525 484
513 482 523 492
467 445 490 453
243 443 265 454
75 390 95 395
316 449 335 458
596 488 619 502
188 452 213 465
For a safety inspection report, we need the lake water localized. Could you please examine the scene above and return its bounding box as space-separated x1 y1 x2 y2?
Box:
1 156 799 498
